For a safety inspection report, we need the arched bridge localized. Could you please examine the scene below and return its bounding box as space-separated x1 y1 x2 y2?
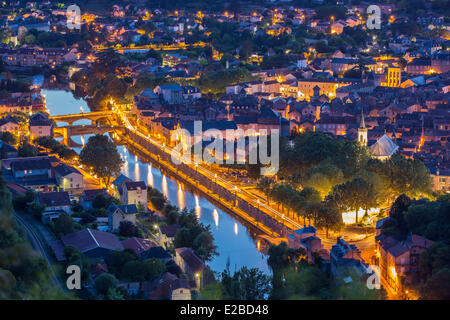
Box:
50 111 115 126
54 125 124 147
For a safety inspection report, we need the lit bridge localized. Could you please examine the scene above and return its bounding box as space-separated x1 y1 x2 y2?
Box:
50 111 115 127
53 125 124 148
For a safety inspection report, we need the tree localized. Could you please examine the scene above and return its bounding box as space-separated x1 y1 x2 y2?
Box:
220 266 271 300
0 131 17 145
193 231 218 262
0 176 67 299
118 221 139 237
28 202 45 219
107 249 138 276
92 194 112 209
94 273 118 296
54 213 75 236
121 258 166 282
315 200 343 238
385 154 432 200
303 165 344 199
79 134 124 187
18 141 39 157
63 245 91 283
281 264 332 300
150 195 166 211
267 242 306 299
257 177 273 202
421 268 450 300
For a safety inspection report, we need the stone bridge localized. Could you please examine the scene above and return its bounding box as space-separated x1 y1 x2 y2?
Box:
54 125 124 147
50 111 115 126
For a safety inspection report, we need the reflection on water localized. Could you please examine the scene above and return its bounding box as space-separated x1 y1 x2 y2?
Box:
147 164 154 187
118 144 269 273
44 89 269 273
177 183 185 210
162 175 169 199
212 209 219 228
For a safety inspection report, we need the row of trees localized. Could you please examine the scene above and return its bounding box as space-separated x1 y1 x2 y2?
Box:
34 136 78 161
258 179 343 236
255 133 432 228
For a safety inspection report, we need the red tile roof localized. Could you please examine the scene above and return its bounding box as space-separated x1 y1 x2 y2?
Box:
121 237 156 255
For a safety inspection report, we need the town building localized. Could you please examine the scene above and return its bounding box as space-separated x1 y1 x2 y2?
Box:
108 203 138 232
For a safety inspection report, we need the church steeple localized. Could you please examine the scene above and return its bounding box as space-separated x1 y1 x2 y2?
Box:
360 108 366 129
358 108 368 146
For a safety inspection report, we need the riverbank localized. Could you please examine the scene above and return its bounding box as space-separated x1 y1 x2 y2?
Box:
116 130 285 247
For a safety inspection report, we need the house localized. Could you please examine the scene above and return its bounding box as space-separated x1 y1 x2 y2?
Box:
287 226 324 263
79 188 109 211
174 247 205 289
36 191 71 223
182 85 201 100
143 272 192 300
10 157 52 180
330 237 369 283
0 141 18 159
157 224 180 249
121 181 147 207
54 163 84 192
29 112 53 139
0 115 19 133
50 228 124 261
315 116 354 136
117 282 140 296
4 156 58 191
111 174 132 198
89 263 108 279
375 233 434 295
331 58 358 75
154 84 183 104
135 88 160 105
108 203 138 232
429 168 450 192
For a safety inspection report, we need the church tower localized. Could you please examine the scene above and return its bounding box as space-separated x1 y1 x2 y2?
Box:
358 108 368 147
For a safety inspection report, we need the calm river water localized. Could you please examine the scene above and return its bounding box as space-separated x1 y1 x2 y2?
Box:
42 89 269 273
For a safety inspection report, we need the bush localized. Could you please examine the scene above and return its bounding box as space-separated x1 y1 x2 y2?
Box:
54 213 75 236
94 273 118 296
150 196 166 211
118 220 139 237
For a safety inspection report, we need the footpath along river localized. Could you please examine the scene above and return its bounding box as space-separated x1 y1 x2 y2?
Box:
42 89 270 273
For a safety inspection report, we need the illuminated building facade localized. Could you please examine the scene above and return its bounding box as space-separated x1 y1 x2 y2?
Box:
381 67 401 87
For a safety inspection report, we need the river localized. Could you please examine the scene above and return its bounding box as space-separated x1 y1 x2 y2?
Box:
42 89 270 274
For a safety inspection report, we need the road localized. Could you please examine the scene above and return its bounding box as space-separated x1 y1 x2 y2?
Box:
14 212 67 294
118 110 303 231
115 108 376 250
